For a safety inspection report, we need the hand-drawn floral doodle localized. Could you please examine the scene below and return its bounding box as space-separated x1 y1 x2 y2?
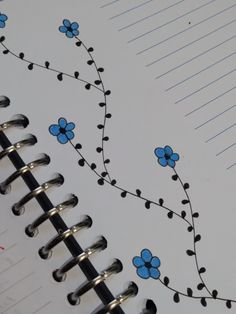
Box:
1 14 235 311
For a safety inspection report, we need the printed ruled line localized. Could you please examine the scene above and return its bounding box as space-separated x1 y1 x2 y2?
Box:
0 257 25 275
166 50 236 91
216 142 236 157
185 86 236 117
0 229 8 237
205 123 236 143
175 68 236 104
128 0 216 43
119 0 185 31
1 287 42 314
1 242 17 254
195 104 236 129
32 301 52 314
100 0 119 8
110 0 154 20
137 1 235 55
227 162 236 170
0 272 34 295
155 34 236 79
148 18 236 67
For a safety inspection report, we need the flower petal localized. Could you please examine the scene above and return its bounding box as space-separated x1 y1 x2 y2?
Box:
171 153 180 161
72 29 79 36
49 124 60 136
63 19 71 27
141 249 152 263
58 118 67 128
57 133 68 144
133 256 145 268
151 256 161 268
168 159 175 168
71 22 79 30
59 25 67 33
158 157 168 167
66 31 74 38
150 267 160 279
154 147 165 158
65 122 75 131
65 130 74 140
137 266 150 279
164 145 173 156
0 21 5 28
0 14 8 22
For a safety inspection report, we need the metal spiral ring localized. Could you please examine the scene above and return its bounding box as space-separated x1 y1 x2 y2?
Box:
95 282 139 314
0 154 50 195
52 236 107 282
0 135 37 160
12 174 64 216
67 259 123 305
38 216 93 260
25 194 78 237
0 114 29 131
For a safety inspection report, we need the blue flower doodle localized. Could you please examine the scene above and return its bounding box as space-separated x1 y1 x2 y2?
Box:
133 249 161 280
59 19 79 38
49 118 75 144
0 13 8 28
154 145 179 168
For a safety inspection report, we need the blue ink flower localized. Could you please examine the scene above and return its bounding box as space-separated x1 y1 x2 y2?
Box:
133 249 161 280
154 145 179 168
49 118 75 144
59 19 79 38
0 13 8 28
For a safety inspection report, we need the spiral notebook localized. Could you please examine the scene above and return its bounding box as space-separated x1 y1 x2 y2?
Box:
1 1 236 313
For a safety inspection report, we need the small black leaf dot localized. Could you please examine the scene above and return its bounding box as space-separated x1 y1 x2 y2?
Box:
212 290 218 299
200 298 207 307
103 136 109 141
188 226 193 232
182 199 190 205
193 212 199 218
88 47 94 52
74 71 79 78
3 49 9 54
85 83 91 90
186 250 195 256
78 159 85 167
199 267 206 274
97 178 104 185
98 67 104 72
87 60 94 65
136 189 142 197
45 61 50 68
194 234 201 243
226 300 232 309
145 201 151 209
105 90 111 95
163 276 169 286
187 288 193 297
197 283 205 290
91 163 97 170
0 36 5 42
76 41 82 47
106 113 112 118
167 211 173 219
173 292 180 303
19 52 24 59
57 73 63 81
96 147 103 153
111 179 117 186
94 80 102 85
28 63 33 70
159 198 164 206
181 211 186 218
184 183 190 189
101 172 108 177
75 143 82 149
97 124 104 129
121 191 127 198
99 102 106 107
104 159 110 164
172 174 178 181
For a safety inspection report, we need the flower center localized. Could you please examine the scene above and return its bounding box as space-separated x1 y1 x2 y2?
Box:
164 153 170 160
67 27 73 32
59 127 66 134
145 262 152 269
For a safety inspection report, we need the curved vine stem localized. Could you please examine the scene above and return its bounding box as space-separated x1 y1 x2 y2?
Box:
70 140 192 227
75 37 112 183
173 168 212 297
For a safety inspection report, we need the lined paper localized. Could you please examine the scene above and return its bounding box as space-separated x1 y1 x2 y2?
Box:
99 0 236 171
